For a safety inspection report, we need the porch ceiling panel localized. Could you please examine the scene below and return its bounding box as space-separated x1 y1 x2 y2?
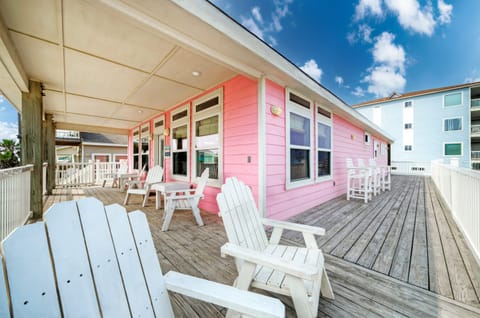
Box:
54 112 135 130
65 94 158 122
10 32 63 91
43 91 66 113
63 0 177 73
125 75 202 110
156 48 235 90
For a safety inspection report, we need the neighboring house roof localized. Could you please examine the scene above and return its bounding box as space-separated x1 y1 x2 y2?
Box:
353 81 480 108
80 132 128 147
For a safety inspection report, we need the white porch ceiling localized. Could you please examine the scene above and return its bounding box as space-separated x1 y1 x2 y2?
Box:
0 0 236 134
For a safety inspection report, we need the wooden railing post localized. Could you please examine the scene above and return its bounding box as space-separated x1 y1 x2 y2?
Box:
21 80 43 218
45 114 56 194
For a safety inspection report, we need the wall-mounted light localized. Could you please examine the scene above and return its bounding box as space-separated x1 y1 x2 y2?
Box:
164 128 170 137
191 71 201 77
351 134 355 140
270 105 282 116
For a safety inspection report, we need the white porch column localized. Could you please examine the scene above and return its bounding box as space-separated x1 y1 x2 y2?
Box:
258 76 266 216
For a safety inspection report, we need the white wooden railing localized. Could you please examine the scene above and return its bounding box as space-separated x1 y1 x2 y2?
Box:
56 161 123 187
431 161 480 263
0 165 33 241
391 161 431 175
42 162 47 195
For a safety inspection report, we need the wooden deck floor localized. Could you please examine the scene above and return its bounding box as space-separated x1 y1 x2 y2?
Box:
43 176 480 317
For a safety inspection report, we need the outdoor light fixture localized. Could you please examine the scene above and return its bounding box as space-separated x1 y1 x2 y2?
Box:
191 71 201 77
164 128 170 136
270 105 282 116
137 110 143 115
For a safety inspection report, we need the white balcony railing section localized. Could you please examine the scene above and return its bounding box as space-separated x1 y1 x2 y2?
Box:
55 129 80 139
56 161 124 187
472 98 480 108
431 161 480 262
0 165 33 241
472 125 480 136
390 161 431 175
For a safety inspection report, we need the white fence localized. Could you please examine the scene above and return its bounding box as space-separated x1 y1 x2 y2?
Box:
431 161 480 263
0 165 33 241
390 161 431 176
56 161 123 187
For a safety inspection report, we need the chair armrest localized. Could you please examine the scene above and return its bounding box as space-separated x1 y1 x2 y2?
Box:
221 243 320 280
165 193 203 201
262 218 325 236
164 271 284 318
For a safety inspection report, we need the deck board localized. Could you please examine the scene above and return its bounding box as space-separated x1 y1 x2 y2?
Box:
43 175 480 317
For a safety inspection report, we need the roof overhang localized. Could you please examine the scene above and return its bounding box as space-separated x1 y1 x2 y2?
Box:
0 0 393 142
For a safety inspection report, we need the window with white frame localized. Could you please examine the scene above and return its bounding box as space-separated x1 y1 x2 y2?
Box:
364 132 371 145
404 145 412 151
404 123 412 129
140 123 150 171
404 101 412 108
381 143 387 156
132 128 140 169
287 91 313 188
153 116 165 169
171 105 189 180
444 117 462 131
444 142 462 156
444 92 462 108
316 106 332 179
193 89 222 184
403 100 414 153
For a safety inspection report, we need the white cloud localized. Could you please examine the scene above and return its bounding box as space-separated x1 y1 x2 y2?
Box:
354 0 383 20
251 6 263 24
363 32 407 97
0 121 18 141
241 17 264 39
335 76 344 85
0 106 6 112
347 24 374 44
438 0 453 25
240 1 292 46
352 86 366 97
384 0 435 36
364 66 406 97
372 32 405 72
465 69 480 83
300 59 323 82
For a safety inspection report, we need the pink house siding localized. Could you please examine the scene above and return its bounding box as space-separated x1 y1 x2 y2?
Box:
223 75 259 205
265 82 389 220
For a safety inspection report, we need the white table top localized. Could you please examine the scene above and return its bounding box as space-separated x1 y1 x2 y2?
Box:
152 182 191 192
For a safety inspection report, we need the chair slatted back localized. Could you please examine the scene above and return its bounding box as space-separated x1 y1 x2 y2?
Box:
357 158 367 168
193 168 210 205
1 198 174 318
217 177 268 251
145 165 164 186
118 163 128 174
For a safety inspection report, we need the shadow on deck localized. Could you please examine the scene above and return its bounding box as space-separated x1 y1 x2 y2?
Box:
43 176 480 317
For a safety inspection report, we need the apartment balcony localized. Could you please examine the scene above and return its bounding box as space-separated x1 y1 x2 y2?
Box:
55 130 81 146
472 98 480 109
472 125 480 139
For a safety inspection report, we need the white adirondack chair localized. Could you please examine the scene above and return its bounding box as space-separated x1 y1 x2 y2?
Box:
161 168 209 231
110 162 128 188
346 158 372 203
0 198 285 318
119 164 147 191
124 165 163 207
217 177 334 318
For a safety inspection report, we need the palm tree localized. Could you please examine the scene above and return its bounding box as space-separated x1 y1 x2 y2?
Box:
0 139 20 169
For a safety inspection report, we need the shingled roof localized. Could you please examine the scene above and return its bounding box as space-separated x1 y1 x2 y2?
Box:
80 132 128 145
353 81 480 108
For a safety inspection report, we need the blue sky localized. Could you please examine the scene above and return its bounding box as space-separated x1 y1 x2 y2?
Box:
211 0 480 104
1 0 479 141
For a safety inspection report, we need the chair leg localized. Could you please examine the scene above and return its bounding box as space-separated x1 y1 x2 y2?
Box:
286 275 315 318
124 193 130 205
320 268 334 300
142 192 149 207
189 198 204 226
162 201 175 231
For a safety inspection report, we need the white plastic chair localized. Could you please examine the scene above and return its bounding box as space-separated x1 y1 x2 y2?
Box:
124 165 164 207
359 158 380 196
161 168 209 231
369 158 391 191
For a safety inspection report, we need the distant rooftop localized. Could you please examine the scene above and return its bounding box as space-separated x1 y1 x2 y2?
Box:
353 81 480 108
80 132 128 145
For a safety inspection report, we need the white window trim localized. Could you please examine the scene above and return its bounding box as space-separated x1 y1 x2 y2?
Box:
140 122 151 169
286 89 314 190
315 105 333 183
153 115 165 168
364 132 371 145
153 115 165 136
443 92 463 108
91 153 112 162
443 142 463 157
132 127 140 170
170 104 190 182
192 88 223 187
442 116 463 132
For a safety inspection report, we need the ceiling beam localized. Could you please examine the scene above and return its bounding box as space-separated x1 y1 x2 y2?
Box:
0 12 28 93
55 122 129 135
